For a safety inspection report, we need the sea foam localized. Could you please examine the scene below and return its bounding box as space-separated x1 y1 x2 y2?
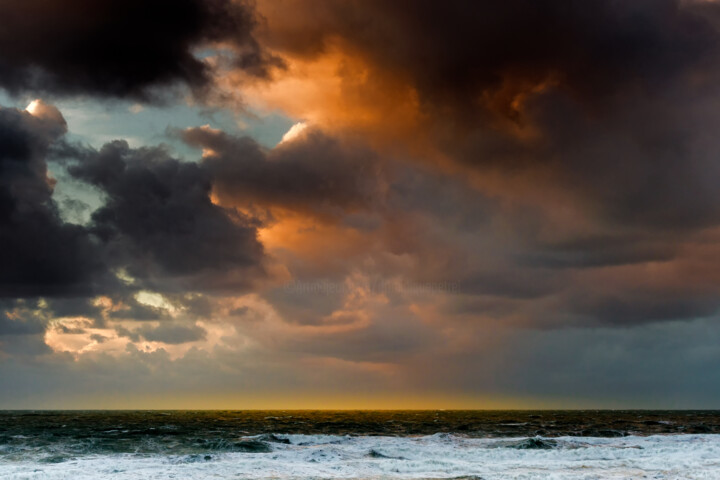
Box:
2 433 720 479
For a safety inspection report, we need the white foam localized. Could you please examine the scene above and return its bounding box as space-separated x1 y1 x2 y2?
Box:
3 434 720 479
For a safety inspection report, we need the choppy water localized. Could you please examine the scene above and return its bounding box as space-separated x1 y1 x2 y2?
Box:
1 410 720 479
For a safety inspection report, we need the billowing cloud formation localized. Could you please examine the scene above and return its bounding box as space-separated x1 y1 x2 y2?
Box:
5 1 720 408
67 140 265 293
0 103 106 298
0 0 280 100
183 125 385 217
236 0 720 329
251 0 720 231
1 102 268 298
262 0 718 105
256 0 720 123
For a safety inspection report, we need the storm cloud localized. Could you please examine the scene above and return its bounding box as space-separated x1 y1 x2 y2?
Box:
260 0 720 118
67 140 266 293
0 103 106 298
0 0 280 101
255 0 720 232
4 0 720 407
182 125 385 217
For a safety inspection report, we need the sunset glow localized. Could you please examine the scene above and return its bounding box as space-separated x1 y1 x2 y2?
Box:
2 0 720 414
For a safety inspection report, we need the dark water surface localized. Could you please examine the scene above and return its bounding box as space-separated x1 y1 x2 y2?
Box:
1 410 719 459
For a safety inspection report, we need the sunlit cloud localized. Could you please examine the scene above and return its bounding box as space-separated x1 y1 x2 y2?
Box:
278 121 307 145
4 0 720 410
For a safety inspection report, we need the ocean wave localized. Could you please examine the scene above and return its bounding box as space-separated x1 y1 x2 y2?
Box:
2 434 720 479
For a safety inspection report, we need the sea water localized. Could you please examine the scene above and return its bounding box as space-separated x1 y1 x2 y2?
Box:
1 410 719 479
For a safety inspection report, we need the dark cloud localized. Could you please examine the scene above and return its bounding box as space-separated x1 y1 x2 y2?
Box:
558 273 720 326
0 104 107 298
117 322 207 345
0 333 53 358
137 322 207 345
45 297 104 321
4 1 720 407
265 282 347 327
262 0 720 233
284 310 437 363
182 126 384 217
404 316 720 407
107 297 170 322
455 270 560 300
386 163 493 233
172 294 214 319
0 99 268 303
570 292 720 326
0 299 54 358
114 325 141 343
515 231 679 269
68 140 266 293
507 89 720 231
266 0 719 116
90 333 109 344
0 300 46 336
0 0 281 101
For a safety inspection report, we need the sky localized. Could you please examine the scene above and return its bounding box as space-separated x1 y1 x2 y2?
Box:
3 0 720 409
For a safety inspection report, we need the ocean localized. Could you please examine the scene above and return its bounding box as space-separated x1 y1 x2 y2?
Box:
1 410 719 479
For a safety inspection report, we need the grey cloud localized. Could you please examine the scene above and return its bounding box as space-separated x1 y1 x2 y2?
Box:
266 0 720 116
0 0 281 101
0 105 109 298
409 317 720 407
137 322 207 345
266 0 720 236
45 298 104 322
107 297 169 322
515 232 680 269
182 127 385 217
566 290 720 326
68 140 265 293
0 300 46 336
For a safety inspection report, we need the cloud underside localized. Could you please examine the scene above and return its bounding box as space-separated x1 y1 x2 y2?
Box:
0 0 281 101
2 0 720 405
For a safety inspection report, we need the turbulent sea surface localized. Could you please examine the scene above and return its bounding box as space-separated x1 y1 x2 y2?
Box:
1 410 720 479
